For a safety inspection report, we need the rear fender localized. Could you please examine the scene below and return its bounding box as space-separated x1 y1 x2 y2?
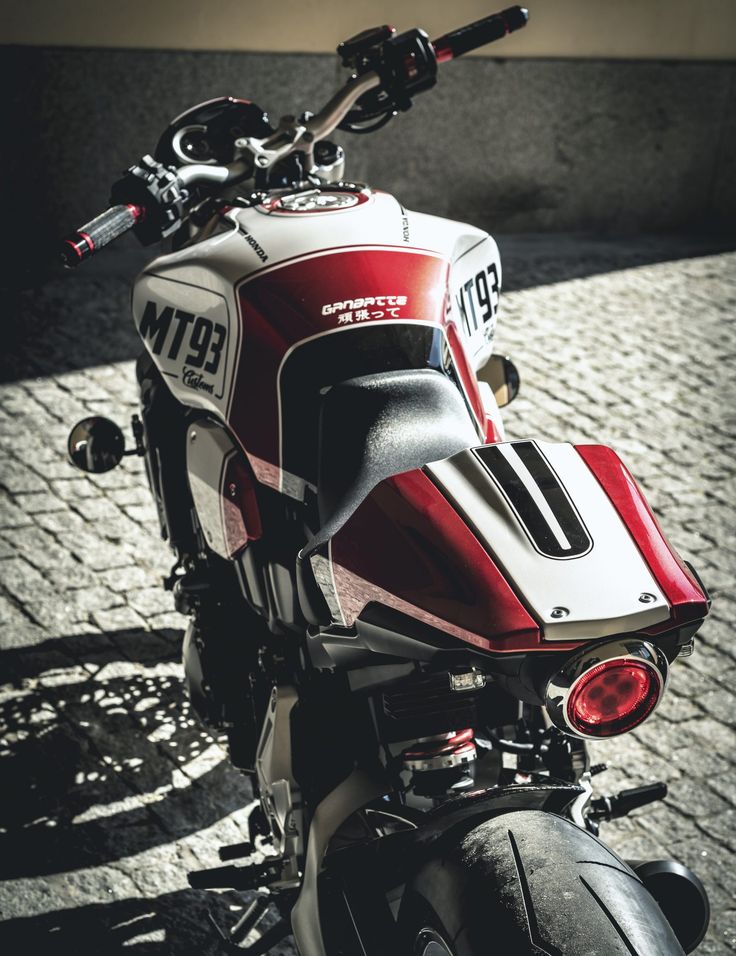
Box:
317 781 583 956
325 777 584 891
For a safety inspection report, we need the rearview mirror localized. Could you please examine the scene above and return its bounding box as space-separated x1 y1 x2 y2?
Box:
67 416 126 473
482 354 520 407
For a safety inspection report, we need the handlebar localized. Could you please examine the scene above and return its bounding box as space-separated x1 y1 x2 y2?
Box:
432 5 529 62
61 204 144 267
60 7 528 267
305 71 382 145
60 157 252 267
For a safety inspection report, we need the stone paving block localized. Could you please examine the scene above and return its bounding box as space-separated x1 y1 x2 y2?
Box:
126 588 176 620
0 459 49 495
658 691 705 724
0 495 33 531
62 586 125 619
1 557 55 612
98 564 162 593
50 477 100 502
90 606 148 634
9 525 81 574
54 529 137 572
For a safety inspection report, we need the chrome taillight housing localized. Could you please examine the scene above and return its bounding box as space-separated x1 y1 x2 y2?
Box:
545 639 668 739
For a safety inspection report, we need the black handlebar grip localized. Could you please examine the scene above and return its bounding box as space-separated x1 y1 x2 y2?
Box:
61 203 144 268
433 6 528 62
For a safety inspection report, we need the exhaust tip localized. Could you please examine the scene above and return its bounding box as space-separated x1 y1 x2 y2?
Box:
632 859 710 953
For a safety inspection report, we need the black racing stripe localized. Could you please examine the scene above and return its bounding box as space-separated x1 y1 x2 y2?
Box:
476 445 566 556
474 443 591 559
511 442 591 555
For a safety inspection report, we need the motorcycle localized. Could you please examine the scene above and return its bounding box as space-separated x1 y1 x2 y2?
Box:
62 7 713 954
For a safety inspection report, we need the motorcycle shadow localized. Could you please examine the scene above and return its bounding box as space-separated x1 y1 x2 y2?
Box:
0 627 254 881
0 887 250 955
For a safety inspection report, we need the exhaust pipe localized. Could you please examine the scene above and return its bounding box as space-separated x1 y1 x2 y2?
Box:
630 859 710 954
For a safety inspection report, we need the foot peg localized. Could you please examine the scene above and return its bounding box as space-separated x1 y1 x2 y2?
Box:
589 782 667 822
219 840 254 862
187 860 283 891
215 807 270 862
229 894 271 944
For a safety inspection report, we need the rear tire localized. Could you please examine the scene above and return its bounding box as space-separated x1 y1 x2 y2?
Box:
400 810 684 955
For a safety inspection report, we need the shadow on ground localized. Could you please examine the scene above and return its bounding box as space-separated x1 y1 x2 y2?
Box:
0 628 253 880
0 887 290 955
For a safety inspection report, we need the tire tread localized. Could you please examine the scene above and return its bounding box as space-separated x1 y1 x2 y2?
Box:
400 810 685 956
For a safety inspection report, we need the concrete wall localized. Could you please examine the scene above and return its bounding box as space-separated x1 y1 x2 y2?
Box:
3 0 736 59
2 45 732 261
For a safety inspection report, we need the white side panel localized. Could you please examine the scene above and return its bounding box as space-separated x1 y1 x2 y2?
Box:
132 273 238 419
448 235 502 370
427 441 670 641
186 419 247 558
402 209 502 369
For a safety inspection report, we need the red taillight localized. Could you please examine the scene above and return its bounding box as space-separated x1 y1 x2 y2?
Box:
566 659 660 737
545 639 668 740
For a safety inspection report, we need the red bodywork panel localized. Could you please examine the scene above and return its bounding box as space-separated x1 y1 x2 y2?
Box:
223 451 262 555
445 322 486 427
229 248 483 491
576 444 709 629
330 469 542 653
328 447 708 655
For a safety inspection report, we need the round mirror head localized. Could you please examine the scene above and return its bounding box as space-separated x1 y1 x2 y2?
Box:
67 417 125 473
502 355 521 405
484 354 521 407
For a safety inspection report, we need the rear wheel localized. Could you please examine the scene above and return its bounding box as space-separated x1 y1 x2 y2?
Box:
413 927 455 955
400 809 684 955
414 927 454 955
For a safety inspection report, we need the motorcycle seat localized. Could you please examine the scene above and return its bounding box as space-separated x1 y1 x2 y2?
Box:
305 367 478 554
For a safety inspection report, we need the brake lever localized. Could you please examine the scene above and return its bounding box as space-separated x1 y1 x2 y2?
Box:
109 155 253 245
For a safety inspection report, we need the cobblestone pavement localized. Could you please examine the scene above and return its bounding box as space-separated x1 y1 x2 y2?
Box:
0 237 734 953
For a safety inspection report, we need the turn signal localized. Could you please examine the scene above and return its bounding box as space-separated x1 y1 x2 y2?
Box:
545 639 667 739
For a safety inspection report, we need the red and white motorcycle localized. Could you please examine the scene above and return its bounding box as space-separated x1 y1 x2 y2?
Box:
64 7 712 954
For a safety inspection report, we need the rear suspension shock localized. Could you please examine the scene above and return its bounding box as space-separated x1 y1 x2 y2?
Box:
401 728 477 797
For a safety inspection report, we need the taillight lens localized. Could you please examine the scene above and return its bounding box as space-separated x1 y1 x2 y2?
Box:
566 659 660 737
544 639 668 739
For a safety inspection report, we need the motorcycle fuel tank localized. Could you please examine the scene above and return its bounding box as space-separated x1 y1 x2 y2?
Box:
131 187 501 497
